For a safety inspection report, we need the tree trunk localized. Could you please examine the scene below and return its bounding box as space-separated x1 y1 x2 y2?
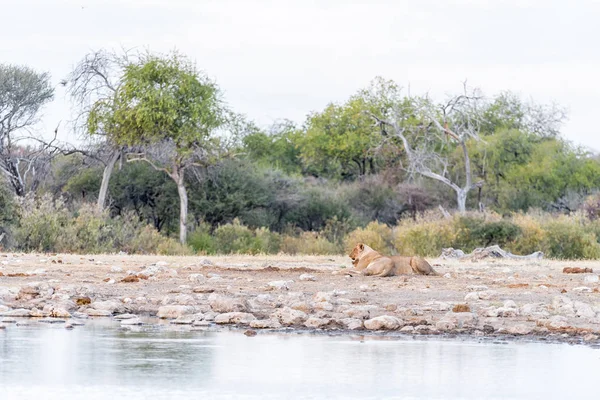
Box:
175 170 188 245
97 150 120 211
456 188 467 213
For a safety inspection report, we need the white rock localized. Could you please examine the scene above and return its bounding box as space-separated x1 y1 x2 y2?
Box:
214 312 256 324
584 275 600 283
507 324 532 335
573 286 593 293
364 315 403 330
189 274 205 283
464 292 480 301
340 318 363 330
110 266 123 273
503 300 518 309
157 305 195 319
574 301 596 319
249 319 282 329
299 274 316 282
443 273 452 279
268 280 292 290
270 307 307 326
304 317 331 329
121 318 143 325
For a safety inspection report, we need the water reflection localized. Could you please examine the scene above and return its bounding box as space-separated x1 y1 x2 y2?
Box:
1 321 599 399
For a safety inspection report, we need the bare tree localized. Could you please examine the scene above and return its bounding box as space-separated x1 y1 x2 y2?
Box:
62 49 134 210
369 85 484 213
0 64 54 196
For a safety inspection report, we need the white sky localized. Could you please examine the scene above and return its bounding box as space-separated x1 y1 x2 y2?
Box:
2 0 600 150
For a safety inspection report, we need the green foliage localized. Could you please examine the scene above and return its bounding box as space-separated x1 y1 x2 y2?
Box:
212 219 281 255
393 213 456 257
542 216 600 260
243 120 303 175
91 52 223 153
343 221 394 255
280 232 339 255
298 78 402 180
13 195 186 255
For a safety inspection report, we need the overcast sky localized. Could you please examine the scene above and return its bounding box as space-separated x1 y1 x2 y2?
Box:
3 0 600 150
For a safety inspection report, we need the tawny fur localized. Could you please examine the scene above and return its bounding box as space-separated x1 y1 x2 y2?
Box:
348 243 437 277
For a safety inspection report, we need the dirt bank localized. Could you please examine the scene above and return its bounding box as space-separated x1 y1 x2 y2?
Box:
1 252 600 344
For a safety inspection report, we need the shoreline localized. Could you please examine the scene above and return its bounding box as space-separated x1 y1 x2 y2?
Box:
2 252 600 346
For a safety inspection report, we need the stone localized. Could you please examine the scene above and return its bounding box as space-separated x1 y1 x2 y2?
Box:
214 312 256 325
552 296 575 316
299 274 316 282
364 315 403 330
464 292 480 301
110 266 123 273
86 309 112 317
443 273 452 279
208 294 248 313
503 300 518 309
113 313 138 320
340 318 363 330
497 307 518 318
189 274 205 283
574 301 596 319
584 275 600 283
313 301 334 311
341 305 378 320
507 324 532 335
244 329 257 337
547 315 569 330
1 318 17 323
443 311 476 328
157 305 195 319
0 308 31 317
49 307 72 318
268 280 292 290
192 320 211 327
572 287 592 293
90 300 124 314
313 292 333 303
250 319 282 329
170 316 195 325
271 307 307 326
400 326 415 333
304 317 331 329
0 324 5 329
435 320 456 331
520 303 549 318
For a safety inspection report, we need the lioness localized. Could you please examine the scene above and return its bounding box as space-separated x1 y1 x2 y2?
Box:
348 243 438 277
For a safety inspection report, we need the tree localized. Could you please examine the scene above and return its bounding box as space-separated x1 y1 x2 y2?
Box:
0 64 54 196
299 78 401 180
369 85 484 213
90 52 225 244
62 49 133 211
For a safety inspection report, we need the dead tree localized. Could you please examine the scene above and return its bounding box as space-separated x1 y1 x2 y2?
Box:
62 49 134 211
0 64 54 196
368 85 484 213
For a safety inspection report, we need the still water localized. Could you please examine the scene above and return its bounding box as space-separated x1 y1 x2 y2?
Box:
1 320 599 400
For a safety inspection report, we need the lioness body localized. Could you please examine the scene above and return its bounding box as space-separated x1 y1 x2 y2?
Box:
349 243 437 277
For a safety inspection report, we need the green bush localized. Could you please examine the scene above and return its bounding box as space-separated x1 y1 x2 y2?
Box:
542 217 600 259
344 221 394 254
394 214 455 257
15 195 70 252
280 232 339 255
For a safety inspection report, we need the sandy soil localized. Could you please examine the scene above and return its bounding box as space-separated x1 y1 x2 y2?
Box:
1 252 600 344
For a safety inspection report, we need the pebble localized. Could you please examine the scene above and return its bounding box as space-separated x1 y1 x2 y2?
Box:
299 274 316 282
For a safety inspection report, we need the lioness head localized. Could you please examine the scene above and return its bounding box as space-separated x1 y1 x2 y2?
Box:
349 243 366 262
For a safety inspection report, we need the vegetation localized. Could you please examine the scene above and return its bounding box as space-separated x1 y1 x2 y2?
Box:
1 53 600 259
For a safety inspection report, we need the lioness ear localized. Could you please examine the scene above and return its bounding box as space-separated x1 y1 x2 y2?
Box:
359 243 364 250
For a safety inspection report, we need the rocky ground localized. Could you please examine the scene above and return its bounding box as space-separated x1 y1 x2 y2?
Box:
1 252 600 345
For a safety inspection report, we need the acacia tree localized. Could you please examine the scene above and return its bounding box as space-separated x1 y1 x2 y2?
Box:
369 85 484 213
62 49 133 210
0 64 54 196
90 52 225 244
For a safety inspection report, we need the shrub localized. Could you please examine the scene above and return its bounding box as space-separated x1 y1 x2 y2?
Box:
344 221 394 254
280 232 339 255
541 216 600 259
14 194 70 252
470 220 521 248
57 204 116 253
507 213 546 255
188 223 217 255
394 212 455 257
